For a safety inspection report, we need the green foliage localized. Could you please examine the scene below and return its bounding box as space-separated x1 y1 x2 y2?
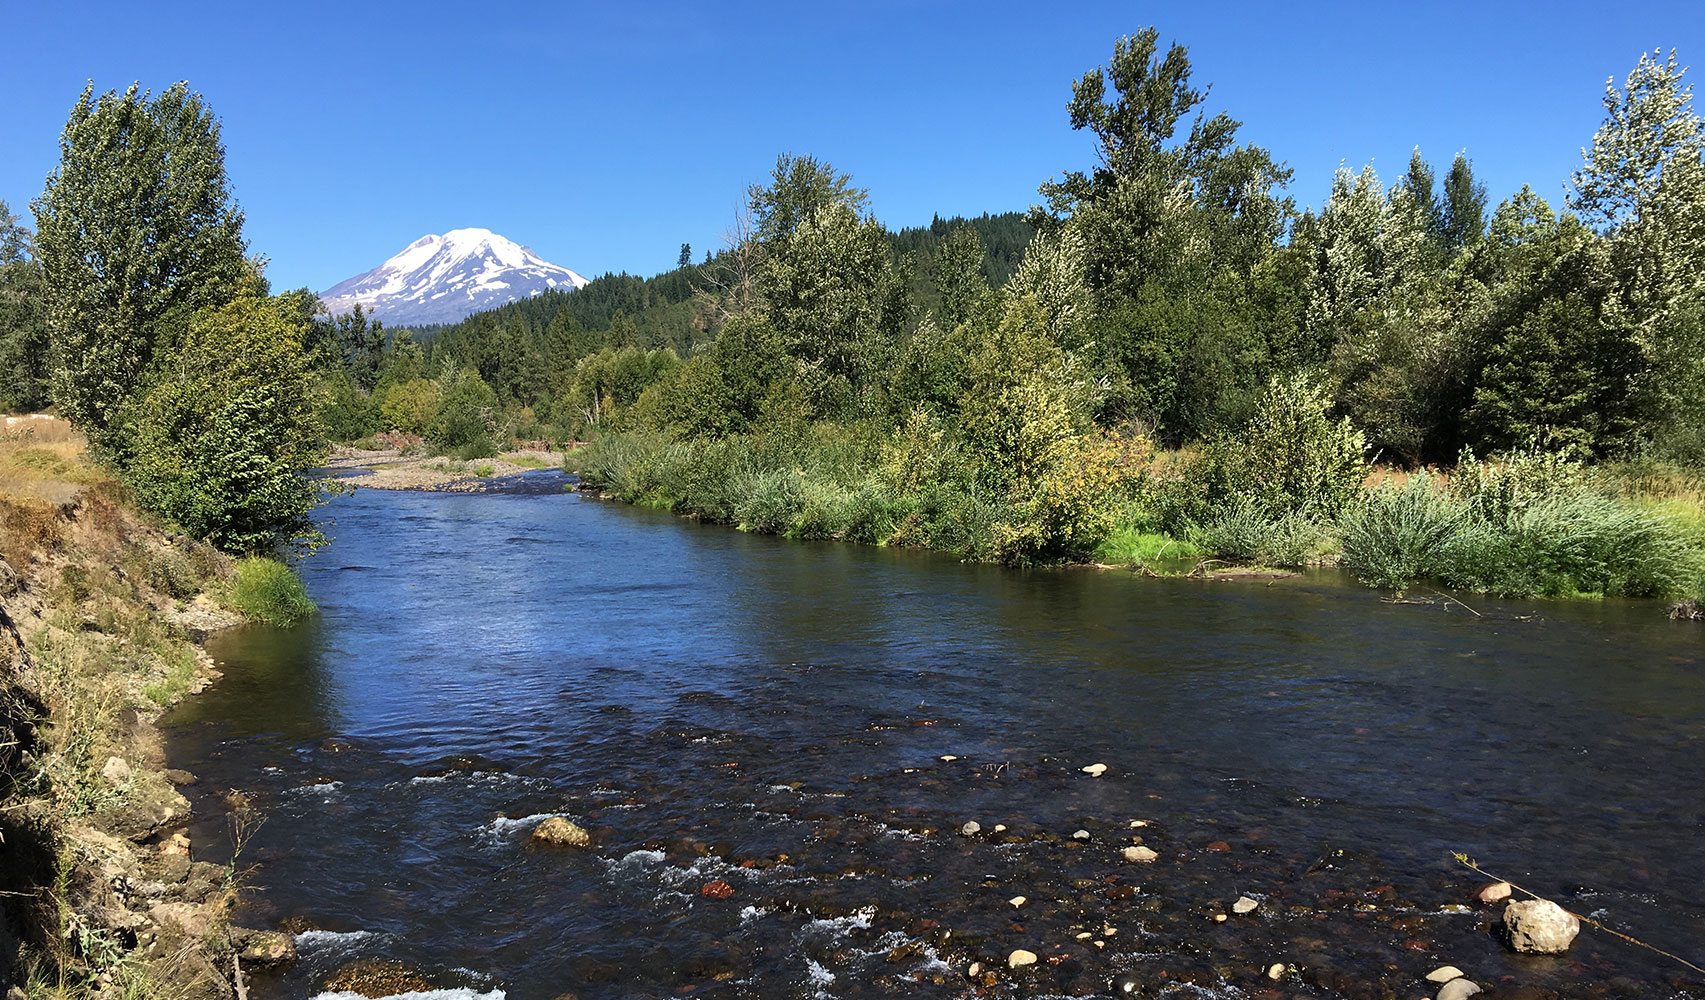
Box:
1339 476 1474 589
1095 525 1201 566
33 82 248 446
0 200 50 411
225 556 315 626
317 369 382 443
123 295 324 553
1188 499 1332 568
749 153 869 245
377 378 440 435
427 366 499 459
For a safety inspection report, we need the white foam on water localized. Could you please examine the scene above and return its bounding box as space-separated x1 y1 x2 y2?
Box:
293 929 376 951
311 991 505 1000
478 812 565 840
738 904 769 923
799 907 875 938
805 957 836 998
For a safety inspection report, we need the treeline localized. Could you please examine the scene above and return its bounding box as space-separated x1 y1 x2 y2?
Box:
307 210 1037 448
567 32 1705 600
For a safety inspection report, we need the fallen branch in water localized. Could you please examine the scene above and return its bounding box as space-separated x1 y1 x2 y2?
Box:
1452 853 1705 977
1431 590 1482 617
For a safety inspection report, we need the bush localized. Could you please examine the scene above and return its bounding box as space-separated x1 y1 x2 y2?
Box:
427 368 498 458
1339 476 1474 589
1189 498 1332 568
124 295 325 554
225 557 314 626
145 547 204 600
734 468 805 534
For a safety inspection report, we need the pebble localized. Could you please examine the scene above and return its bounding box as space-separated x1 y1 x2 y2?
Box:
966 962 983 978
1081 763 1108 777
1427 966 1465 984
993 824 1007 833
1438 979 1482 1000
1212 913 1227 923
1123 846 1158 863
1266 963 1285 981
1072 829 1090 841
1232 896 1259 914
1112 973 1142 994
940 755 957 761
1008 949 1038 969
1129 819 1148 828
1475 881 1512 904
1009 896 1026 908
960 821 981 837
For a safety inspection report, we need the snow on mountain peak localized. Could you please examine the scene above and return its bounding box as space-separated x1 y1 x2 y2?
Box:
319 228 589 326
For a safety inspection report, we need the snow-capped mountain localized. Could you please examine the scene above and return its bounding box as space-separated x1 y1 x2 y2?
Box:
319 228 590 326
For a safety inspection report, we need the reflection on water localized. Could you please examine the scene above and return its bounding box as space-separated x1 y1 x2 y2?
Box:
166 473 1705 999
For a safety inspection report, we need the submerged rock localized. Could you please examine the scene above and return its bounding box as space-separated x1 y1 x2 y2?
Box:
1438 978 1483 1000
1502 899 1579 953
1081 763 1108 777
324 959 436 997
1427 965 1466 983
1111 972 1143 994
960 821 981 837
530 817 591 848
1008 949 1038 969
1123 846 1158 863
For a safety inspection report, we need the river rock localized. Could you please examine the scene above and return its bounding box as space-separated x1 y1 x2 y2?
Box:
101 756 132 787
324 958 436 996
1232 896 1258 914
960 821 981 837
1266 963 1285 981
1072 829 1090 841
233 927 298 966
1427 965 1466 983
700 879 735 899
1111 972 1142 994
530 817 591 848
1502 899 1579 954
1081 763 1108 777
1009 895 1026 907
1123 846 1158 863
1476 881 1513 904
1008 949 1038 969
1438 979 1483 1000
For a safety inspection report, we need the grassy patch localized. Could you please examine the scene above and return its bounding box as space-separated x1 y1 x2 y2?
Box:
1095 526 1200 566
223 557 314 626
500 453 552 469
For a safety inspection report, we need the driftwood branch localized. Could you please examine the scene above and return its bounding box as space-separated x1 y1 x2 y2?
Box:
1452 853 1705 977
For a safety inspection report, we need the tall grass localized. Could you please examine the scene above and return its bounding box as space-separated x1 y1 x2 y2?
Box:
1340 469 1700 598
224 557 315 626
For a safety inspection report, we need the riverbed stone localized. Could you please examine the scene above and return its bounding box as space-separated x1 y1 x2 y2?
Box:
1232 896 1258 914
1476 881 1513 904
1502 899 1579 954
1438 978 1483 1000
1072 829 1090 840
1008 949 1038 969
960 821 981 837
101 756 132 787
1111 972 1142 994
530 817 591 848
1427 965 1465 983
1123 845 1158 863
1081 763 1108 777
234 927 297 966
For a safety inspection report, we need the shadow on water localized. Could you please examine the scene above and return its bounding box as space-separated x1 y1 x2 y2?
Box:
166 481 1705 1000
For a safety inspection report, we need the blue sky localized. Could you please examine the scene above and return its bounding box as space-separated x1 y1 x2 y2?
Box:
4 2 1702 293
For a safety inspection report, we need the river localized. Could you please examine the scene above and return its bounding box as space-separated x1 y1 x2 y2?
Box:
163 473 1705 1000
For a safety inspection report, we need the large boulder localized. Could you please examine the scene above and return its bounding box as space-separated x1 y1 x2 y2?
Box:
1502 899 1579 954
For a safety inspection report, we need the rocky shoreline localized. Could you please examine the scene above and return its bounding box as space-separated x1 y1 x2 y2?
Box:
0 492 292 998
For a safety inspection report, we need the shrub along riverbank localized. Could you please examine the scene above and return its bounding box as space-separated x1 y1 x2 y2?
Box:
570 403 1705 606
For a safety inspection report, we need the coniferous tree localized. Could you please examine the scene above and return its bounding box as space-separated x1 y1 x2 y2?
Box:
0 200 50 411
1438 153 1488 250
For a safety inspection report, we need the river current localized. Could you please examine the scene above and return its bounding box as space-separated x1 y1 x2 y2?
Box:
164 473 1705 1000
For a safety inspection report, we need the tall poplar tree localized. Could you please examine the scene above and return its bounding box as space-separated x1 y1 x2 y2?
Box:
32 82 248 446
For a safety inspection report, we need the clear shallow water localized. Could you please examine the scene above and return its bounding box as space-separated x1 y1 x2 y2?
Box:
165 473 1705 999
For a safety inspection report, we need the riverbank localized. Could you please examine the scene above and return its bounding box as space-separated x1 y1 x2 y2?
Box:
0 422 292 998
567 428 1705 613
324 445 566 492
